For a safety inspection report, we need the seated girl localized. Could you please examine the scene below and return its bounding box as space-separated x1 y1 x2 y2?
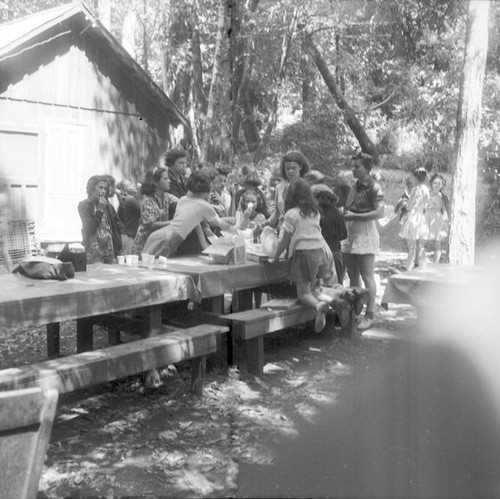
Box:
142 172 236 257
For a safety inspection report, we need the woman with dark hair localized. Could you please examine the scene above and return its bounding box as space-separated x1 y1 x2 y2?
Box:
267 150 311 229
78 175 122 264
142 172 235 257
165 149 189 199
342 152 385 331
131 166 177 255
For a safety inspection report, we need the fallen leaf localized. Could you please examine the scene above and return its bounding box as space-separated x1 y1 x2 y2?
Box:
159 430 177 441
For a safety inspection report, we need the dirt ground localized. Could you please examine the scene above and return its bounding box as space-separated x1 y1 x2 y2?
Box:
0 250 418 498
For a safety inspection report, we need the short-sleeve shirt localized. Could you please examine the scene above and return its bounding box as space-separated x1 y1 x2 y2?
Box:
345 177 384 214
170 196 219 239
282 207 324 256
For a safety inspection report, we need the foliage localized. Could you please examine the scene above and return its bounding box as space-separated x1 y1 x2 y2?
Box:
3 0 500 174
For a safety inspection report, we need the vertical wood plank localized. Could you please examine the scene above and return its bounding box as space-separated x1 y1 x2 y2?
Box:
246 336 264 377
46 322 60 357
76 317 94 352
191 355 207 395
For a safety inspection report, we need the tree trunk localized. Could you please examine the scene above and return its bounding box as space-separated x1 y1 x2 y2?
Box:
200 0 227 162
141 0 149 73
253 8 298 164
305 35 379 163
122 8 137 59
300 26 314 121
191 0 208 115
449 0 489 265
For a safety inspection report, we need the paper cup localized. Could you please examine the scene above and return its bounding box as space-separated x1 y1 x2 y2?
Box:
158 256 168 267
147 254 156 265
141 253 149 263
130 255 139 266
117 255 125 265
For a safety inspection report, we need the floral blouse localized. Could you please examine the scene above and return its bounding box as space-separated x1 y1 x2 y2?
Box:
131 192 177 254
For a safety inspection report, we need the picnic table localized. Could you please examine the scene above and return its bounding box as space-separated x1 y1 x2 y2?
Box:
381 263 486 330
0 263 198 356
157 255 291 313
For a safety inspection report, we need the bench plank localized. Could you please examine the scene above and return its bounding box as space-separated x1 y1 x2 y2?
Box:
0 325 228 396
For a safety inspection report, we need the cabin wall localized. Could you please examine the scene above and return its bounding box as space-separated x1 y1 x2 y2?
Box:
0 33 170 242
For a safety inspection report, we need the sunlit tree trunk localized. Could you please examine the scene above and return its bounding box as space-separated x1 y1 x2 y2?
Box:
122 8 137 58
200 0 227 163
449 0 489 265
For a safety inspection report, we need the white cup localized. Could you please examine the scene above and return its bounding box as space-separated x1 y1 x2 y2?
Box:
148 254 156 265
141 253 149 263
117 255 125 265
158 256 168 267
130 255 139 266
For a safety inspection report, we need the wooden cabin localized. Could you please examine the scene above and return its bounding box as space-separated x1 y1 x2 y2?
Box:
0 2 189 243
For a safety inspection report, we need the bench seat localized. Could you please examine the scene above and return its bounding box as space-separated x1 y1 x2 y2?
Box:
0 324 228 396
192 303 357 376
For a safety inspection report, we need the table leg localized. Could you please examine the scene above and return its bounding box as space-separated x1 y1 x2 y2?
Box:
46 323 60 358
76 318 94 352
143 304 163 337
201 295 228 370
191 355 207 395
247 335 264 377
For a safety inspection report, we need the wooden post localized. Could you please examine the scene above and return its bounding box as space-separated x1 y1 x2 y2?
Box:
46 323 60 357
76 317 94 352
202 295 228 370
246 335 264 377
191 355 207 395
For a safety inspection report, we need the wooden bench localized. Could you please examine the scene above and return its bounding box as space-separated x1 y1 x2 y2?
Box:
187 303 358 377
0 324 228 396
0 387 58 499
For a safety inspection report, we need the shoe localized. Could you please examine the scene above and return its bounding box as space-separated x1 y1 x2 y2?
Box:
314 302 329 333
357 317 373 332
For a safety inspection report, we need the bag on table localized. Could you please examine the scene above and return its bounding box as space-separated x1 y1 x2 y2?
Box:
13 256 75 281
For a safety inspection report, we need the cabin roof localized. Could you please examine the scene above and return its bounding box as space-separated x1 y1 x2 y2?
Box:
0 2 190 129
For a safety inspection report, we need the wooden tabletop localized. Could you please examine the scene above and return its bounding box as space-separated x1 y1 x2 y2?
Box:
0 264 198 328
150 255 291 298
381 263 486 308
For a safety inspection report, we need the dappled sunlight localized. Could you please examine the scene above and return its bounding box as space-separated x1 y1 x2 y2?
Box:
294 402 319 423
237 403 299 437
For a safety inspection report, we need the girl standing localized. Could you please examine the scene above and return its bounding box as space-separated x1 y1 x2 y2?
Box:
271 180 333 333
400 167 430 270
131 166 177 255
342 152 385 332
426 173 450 263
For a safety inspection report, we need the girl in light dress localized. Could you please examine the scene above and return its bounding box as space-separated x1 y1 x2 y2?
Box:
426 173 450 263
271 180 333 333
400 167 429 270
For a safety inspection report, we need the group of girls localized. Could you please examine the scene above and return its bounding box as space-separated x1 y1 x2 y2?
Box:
398 167 450 270
79 148 382 333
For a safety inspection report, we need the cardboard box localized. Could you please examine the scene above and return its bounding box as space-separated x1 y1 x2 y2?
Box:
203 236 246 265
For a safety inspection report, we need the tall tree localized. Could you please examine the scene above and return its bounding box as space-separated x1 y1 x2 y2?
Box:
304 34 379 162
449 0 489 265
199 0 227 162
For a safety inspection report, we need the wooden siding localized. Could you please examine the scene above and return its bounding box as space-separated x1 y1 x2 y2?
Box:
0 33 173 242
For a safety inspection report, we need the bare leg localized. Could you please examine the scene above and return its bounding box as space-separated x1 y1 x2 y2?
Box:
433 240 442 263
343 252 361 288
406 240 417 271
358 254 376 316
296 281 329 333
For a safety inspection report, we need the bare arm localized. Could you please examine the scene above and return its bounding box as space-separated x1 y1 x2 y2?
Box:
273 229 292 261
344 199 385 222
